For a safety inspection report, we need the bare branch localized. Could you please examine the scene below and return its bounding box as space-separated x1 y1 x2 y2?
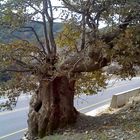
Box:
20 26 46 54
42 13 51 54
28 55 43 64
48 0 53 19
71 58 83 72
24 1 42 14
43 0 56 54
62 0 83 14
43 0 52 21
101 10 139 44
81 13 86 50
48 20 57 54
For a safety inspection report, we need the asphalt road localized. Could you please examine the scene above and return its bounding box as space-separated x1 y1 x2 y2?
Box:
0 77 140 140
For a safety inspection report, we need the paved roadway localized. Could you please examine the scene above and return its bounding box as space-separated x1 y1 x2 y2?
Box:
0 77 140 140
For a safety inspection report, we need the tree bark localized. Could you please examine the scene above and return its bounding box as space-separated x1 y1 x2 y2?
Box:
28 76 78 139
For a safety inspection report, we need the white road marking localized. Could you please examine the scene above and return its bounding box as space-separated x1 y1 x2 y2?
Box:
0 128 27 140
78 98 111 111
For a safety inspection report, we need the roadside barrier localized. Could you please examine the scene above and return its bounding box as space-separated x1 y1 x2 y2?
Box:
110 87 140 108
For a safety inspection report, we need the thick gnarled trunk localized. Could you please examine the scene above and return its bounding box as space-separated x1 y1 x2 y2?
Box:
28 76 78 139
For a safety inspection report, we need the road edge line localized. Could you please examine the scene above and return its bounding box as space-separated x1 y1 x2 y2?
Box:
0 128 27 139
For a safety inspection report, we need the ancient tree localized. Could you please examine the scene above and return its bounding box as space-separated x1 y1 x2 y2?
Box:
0 0 140 139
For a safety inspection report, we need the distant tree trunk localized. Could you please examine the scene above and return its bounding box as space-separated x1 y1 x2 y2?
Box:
28 76 78 139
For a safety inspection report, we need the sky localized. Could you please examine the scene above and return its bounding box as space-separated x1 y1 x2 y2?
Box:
50 0 106 28
51 0 62 6
51 0 64 21
26 0 63 22
29 0 106 27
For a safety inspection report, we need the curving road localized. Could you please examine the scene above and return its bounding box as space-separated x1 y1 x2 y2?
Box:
0 77 140 140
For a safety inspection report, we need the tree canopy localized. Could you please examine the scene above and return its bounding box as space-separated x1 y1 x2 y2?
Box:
0 0 140 110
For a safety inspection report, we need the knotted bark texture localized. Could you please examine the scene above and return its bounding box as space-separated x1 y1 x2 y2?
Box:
28 76 78 139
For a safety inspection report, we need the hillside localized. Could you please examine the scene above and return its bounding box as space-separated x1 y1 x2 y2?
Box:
0 22 63 82
0 22 63 43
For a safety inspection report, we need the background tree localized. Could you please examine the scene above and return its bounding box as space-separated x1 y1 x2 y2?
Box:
0 0 140 139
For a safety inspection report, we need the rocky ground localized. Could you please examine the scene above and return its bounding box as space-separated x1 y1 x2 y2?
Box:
40 96 140 140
